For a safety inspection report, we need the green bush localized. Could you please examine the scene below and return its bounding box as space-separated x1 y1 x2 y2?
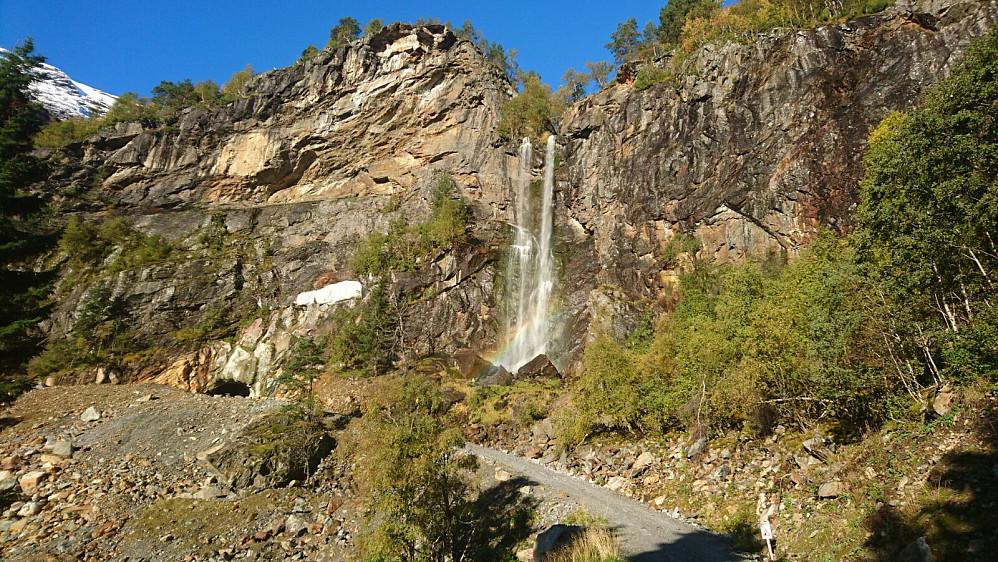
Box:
496 71 562 141
633 65 670 91
351 175 469 277
326 283 395 377
562 233 899 443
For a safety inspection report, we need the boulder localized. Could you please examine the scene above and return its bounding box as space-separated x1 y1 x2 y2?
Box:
478 366 512 388
202 410 335 490
450 350 494 379
440 387 466 410
932 387 955 417
517 355 560 379
533 524 583 561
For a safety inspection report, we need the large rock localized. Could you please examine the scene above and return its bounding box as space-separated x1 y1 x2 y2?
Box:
202 410 335 490
533 524 584 561
517 355 560 379
450 350 495 379
478 366 513 388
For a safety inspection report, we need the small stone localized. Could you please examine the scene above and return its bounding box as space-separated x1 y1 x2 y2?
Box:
712 464 732 480
285 514 309 537
80 407 101 422
495 469 512 482
194 485 226 500
17 501 41 517
1 455 22 470
49 440 73 458
632 451 655 472
607 476 626 491
18 471 47 494
817 481 844 499
0 476 16 493
720 448 732 459
685 436 707 458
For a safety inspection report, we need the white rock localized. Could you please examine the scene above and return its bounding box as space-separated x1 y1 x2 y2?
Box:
81 406 101 422
17 502 41 517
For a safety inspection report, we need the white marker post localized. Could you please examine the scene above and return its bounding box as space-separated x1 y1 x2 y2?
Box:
760 519 775 560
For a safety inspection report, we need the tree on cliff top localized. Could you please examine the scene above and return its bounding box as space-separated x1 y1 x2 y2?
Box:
327 17 361 50
0 38 54 389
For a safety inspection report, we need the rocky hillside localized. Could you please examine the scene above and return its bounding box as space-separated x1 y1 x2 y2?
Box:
32 1 998 394
557 0 997 344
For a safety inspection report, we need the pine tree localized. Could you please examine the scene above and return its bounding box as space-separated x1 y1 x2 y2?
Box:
0 38 54 388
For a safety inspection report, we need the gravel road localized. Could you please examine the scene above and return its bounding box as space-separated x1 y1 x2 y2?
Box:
466 443 749 561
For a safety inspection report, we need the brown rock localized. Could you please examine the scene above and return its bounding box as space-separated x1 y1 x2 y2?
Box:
932 388 955 417
1 455 22 470
18 471 47 494
817 481 844 499
450 350 494 379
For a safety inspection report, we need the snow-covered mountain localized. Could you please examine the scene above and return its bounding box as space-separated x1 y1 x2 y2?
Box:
1 47 116 120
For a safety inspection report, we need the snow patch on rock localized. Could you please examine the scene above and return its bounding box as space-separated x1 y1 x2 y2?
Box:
294 281 362 306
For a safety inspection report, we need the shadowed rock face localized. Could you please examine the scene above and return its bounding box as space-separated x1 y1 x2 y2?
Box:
36 2 998 387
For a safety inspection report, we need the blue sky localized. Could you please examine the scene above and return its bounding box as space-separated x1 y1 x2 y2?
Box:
1 0 666 96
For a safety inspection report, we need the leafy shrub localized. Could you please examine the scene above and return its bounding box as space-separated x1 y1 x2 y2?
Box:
351 175 469 277
633 65 670 91
496 71 562 141
353 374 478 560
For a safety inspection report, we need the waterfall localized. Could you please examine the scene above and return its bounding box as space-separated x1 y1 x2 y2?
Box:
496 135 557 372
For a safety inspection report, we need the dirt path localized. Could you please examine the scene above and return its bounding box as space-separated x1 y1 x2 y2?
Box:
465 443 748 561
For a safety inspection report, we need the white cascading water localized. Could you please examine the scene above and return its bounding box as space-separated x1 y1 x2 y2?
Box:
496 135 557 372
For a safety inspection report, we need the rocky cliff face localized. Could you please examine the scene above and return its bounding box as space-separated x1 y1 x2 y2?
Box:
42 24 517 396
556 0 997 345
37 2 998 391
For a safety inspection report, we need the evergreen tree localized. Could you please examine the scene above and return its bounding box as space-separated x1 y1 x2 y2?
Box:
327 17 361 50
606 18 641 65
365 18 385 36
659 0 719 46
0 38 54 386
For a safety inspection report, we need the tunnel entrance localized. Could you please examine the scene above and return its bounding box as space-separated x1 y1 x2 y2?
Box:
207 380 251 397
